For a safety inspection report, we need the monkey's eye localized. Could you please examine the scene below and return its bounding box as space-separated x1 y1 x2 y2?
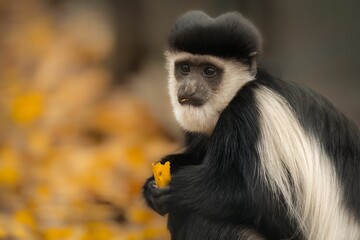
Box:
203 66 217 77
179 63 190 74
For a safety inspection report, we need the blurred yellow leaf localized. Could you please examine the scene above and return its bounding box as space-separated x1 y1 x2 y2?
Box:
11 92 44 124
126 146 145 167
0 147 21 187
126 232 142 240
43 227 74 240
36 184 51 200
0 227 7 238
0 164 20 187
81 222 114 240
14 210 36 229
127 208 153 224
11 223 29 239
143 226 166 239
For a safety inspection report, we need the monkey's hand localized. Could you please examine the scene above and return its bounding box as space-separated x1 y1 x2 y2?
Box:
143 178 171 216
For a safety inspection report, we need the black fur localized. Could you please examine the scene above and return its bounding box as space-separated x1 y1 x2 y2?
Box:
144 70 360 239
256 69 360 220
143 11 360 240
168 11 262 63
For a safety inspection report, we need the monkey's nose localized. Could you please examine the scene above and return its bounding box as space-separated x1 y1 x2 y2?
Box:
177 93 204 106
177 92 194 104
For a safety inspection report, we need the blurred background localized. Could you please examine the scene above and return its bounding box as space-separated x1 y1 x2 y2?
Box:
0 0 359 239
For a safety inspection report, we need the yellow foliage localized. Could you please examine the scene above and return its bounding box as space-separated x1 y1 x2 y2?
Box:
126 146 145 167
11 223 31 239
142 226 169 239
11 92 44 124
81 222 114 240
43 227 73 240
152 162 171 188
0 2 177 240
14 210 36 229
127 208 153 224
0 227 7 238
0 164 20 187
0 147 21 187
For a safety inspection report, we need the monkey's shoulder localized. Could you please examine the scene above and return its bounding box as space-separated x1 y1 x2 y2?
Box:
220 68 360 149
244 69 360 160
254 69 359 133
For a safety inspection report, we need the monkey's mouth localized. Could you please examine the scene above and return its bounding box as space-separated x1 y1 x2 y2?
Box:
178 97 204 107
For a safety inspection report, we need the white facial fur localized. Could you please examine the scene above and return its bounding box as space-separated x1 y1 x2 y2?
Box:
256 86 360 240
165 51 254 134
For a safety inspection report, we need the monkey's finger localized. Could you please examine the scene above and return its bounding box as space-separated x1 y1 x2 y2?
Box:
151 185 171 197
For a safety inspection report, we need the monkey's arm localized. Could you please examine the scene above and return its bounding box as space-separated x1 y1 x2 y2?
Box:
159 132 208 173
162 132 208 172
161 153 201 172
168 162 255 220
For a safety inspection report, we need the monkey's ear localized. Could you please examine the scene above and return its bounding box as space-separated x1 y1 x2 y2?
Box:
249 51 257 77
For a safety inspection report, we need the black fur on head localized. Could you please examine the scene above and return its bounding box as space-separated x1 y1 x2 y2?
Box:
168 11 262 63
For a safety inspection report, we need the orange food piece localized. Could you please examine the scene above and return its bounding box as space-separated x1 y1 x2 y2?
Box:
152 162 171 188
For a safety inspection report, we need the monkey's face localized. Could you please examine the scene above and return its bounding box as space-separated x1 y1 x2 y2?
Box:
174 59 223 107
166 51 253 134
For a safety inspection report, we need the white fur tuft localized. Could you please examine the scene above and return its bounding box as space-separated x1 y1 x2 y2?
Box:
165 51 253 134
256 86 359 240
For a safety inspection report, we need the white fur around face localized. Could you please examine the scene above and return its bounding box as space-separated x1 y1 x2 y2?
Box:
256 86 360 240
165 51 254 134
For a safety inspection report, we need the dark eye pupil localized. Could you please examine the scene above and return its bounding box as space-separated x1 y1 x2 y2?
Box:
204 67 216 76
180 64 190 73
